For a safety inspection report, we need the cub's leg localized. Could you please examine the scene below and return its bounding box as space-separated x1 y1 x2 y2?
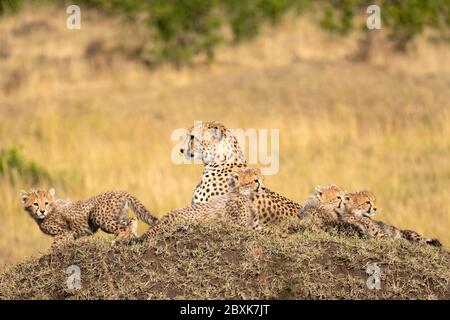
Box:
138 216 174 241
129 217 138 237
115 217 138 240
90 196 134 238
138 210 192 242
114 201 139 240
51 232 76 251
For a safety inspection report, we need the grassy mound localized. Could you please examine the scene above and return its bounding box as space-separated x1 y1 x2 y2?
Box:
0 221 448 300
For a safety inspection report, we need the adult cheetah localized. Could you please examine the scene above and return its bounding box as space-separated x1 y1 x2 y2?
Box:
179 121 302 225
138 167 263 241
336 191 441 247
20 189 157 249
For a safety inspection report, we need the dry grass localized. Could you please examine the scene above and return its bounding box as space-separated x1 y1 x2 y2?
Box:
0 221 448 300
0 4 449 267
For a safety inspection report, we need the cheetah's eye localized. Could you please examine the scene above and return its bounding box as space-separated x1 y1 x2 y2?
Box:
366 201 371 205
45 202 49 205
33 203 38 206
318 192 322 196
254 180 259 183
345 197 350 201
337 196 341 199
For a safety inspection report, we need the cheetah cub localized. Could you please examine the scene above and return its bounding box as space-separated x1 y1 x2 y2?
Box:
340 191 377 218
336 191 441 247
20 189 157 249
297 184 346 227
138 167 264 241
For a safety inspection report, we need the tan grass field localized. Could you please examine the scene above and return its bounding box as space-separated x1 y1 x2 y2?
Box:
0 5 449 267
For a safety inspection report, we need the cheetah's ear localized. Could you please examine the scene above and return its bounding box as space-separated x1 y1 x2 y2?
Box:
253 168 262 176
211 122 225 140
20 190 28 204
314 185 323 196
48 188 56 198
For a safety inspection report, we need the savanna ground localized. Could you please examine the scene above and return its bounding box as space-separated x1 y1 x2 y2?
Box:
0 3 449 298
0 221 449 299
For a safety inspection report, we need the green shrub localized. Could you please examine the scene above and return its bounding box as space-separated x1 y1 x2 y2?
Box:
0 0 21 14
1 0 449 65
146 0 222 66
0 146 53 185
318 0 358 35
223 0 301 41
382 0 450 51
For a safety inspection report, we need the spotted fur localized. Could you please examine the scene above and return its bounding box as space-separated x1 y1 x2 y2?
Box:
298 184 346 225
180 121 302 224
341 191 378 218
20 189 157 249
336 191 441 247
139 167 263 241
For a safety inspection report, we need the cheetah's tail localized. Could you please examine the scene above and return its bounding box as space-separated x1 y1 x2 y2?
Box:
401 229 442 247
127 195 158 226
426 238 442 247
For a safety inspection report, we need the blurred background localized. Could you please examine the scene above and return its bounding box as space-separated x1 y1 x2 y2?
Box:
0 0 449 266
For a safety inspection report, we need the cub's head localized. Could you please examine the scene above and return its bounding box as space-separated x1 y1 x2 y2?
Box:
340 191 377 218
179 121 244 165
228 167 265 195
304 184 345 211
20 188 55 220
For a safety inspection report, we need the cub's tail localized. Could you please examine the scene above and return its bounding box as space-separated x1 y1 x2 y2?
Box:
127 195 158 226
401 229 442 247
425 238 442 247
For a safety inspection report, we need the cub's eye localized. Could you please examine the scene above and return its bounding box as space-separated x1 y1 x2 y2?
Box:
337 196 342 199
33 203 38 206
45 202 49 205
318 192 323 196
345 197 350 201
366 201 371 205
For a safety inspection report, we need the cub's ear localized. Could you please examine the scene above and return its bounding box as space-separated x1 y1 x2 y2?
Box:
20 191 28 204
48 188 56 198
314 185 323 195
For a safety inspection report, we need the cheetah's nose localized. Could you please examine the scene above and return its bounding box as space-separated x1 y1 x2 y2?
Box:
40 210 45 214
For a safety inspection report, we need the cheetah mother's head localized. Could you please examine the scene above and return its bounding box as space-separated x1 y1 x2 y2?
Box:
179 121 245 165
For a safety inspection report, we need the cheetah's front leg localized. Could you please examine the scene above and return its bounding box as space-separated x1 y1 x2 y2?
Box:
115 217 138 240
51 232 76 251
